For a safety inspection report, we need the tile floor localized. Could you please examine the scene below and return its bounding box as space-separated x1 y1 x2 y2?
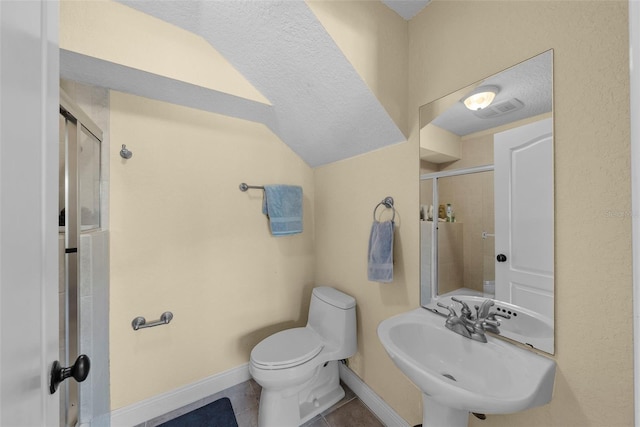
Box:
138 379 385 427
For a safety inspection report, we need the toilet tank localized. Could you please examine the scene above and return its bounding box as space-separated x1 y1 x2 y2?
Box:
307 287 356 359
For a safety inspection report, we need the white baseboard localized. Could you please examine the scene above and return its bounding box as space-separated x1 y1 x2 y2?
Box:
110 363 250 426
339 363 410 427
110 362 408 427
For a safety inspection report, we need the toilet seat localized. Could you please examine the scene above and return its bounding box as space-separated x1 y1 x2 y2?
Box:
251 328 323 369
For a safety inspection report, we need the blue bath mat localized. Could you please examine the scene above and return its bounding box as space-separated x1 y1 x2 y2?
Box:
158 397 238 427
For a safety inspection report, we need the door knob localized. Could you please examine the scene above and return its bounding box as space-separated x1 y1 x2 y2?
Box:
50 354 91 394
496 254 507 262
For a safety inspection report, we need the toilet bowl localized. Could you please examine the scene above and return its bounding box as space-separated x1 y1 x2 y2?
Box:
249 286 357 427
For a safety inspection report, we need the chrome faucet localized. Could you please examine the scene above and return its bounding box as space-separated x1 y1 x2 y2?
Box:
437 302 473 339
436 297 510 343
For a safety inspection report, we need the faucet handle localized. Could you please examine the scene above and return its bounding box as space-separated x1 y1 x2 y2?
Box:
451 297 472 317
483 318 500 328
477 299 495 318
469 317 500 339
436 302 457 318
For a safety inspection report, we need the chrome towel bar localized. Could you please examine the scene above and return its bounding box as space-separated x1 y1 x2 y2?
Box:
239 183 265 192
132 311 173 331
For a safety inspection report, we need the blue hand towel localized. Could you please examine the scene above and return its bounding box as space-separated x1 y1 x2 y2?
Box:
262 185 303 236
368 220 394 282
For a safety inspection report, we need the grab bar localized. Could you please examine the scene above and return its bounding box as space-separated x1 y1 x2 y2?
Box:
131 311 173 331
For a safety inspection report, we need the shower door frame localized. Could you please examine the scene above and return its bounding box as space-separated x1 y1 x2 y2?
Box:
59 90 103 426
629 1 640 424
419 164 495 306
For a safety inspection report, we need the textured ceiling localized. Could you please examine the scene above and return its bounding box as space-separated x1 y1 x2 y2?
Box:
382 0 431 20
74 1 406 168
431 50 553 136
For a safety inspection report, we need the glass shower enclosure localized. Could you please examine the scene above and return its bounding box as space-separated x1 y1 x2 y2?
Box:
59 89 110 427
420 165 495 306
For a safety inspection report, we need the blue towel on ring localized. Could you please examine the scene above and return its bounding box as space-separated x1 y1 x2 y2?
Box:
368 220 394 282
262 185 303 236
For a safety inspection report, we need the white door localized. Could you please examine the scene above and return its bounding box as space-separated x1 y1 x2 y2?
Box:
0 1 59 425
494 118 554 319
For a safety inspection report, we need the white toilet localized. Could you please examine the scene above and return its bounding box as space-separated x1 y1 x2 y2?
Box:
249 286 357 427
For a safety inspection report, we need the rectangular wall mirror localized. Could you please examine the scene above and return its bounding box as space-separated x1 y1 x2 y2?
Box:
419 50 554 354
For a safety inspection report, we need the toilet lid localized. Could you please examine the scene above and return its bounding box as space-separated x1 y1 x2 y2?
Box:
251 328 323 369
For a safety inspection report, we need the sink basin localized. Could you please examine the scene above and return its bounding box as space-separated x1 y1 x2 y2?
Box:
378 308 556 426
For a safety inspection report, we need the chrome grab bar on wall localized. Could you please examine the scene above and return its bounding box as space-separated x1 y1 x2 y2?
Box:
131 311 173 331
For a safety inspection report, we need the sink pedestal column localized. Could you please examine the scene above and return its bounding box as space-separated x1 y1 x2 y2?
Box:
422 395 469 427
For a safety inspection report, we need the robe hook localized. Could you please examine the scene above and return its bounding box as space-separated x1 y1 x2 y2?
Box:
120 144 133 159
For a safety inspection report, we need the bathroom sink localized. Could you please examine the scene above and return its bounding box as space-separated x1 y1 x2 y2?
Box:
378 308 555 426
428 295 554 354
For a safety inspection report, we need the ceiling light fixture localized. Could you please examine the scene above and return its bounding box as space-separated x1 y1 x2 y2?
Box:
463 85 500 111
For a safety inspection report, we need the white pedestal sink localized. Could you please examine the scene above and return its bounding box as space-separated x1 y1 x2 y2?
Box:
377 308 556 427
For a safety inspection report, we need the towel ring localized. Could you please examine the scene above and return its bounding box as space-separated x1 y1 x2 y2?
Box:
373 197 395 222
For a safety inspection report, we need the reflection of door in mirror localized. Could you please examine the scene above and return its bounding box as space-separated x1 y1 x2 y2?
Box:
494 117 553 319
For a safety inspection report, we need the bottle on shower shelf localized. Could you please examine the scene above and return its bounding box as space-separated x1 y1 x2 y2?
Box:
446 203 455 222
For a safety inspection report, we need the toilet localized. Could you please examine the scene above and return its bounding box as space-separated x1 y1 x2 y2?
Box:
249 286 357 427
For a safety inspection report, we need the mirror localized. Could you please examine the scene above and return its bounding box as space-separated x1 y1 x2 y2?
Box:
419 50 554 354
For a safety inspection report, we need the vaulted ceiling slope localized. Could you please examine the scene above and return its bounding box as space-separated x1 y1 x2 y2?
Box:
95 1 405 167
382 0 431 20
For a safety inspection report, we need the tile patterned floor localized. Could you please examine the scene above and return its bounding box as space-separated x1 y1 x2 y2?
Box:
138 379 384 427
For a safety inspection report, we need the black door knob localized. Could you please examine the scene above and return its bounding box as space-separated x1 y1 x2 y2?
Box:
50 354 91 394
496 254 507 262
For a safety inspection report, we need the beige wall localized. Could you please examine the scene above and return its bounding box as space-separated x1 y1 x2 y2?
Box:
435 221 465 294
60 0 269 104
109 92 315 408
308 4 415 400
314 141 422 420
64 0 633 425
61 0 317 410
318 0 631 425
411 4 632 426
308 0 409 137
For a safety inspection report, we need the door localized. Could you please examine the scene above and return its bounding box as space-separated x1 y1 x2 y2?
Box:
0 1 60 425
494 117 554 319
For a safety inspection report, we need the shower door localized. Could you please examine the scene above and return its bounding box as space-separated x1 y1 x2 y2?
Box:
58 93 108 427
